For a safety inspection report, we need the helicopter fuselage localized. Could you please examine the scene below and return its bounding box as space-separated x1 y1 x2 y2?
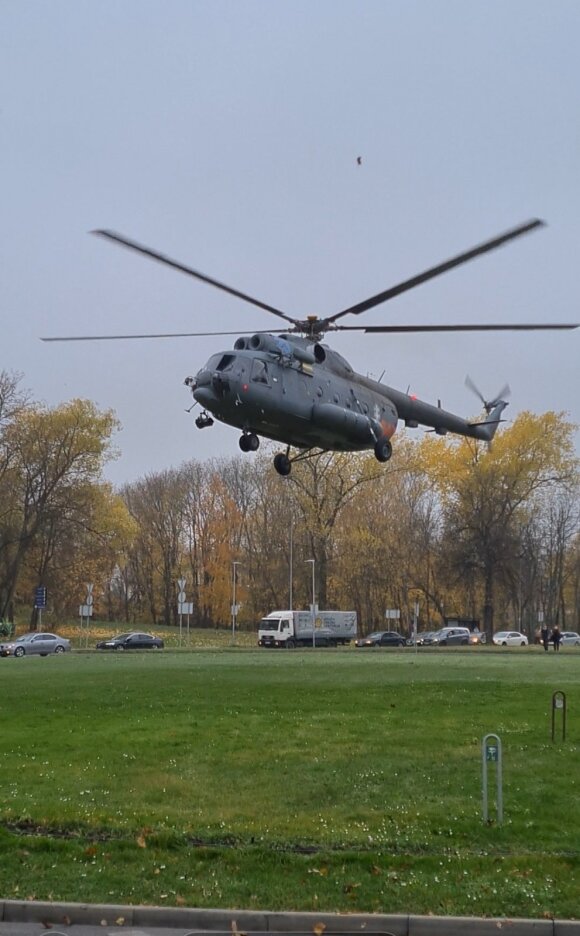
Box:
189 333 507 468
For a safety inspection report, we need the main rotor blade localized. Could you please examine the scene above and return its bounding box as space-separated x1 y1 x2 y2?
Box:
40 328 289 342
92 230 297 327
334 322 578 333
326 219 545 325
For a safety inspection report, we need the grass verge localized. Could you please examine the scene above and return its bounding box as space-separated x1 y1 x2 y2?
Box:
0 648 578 918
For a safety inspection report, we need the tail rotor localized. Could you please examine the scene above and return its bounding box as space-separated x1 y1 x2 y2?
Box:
465 375 511 415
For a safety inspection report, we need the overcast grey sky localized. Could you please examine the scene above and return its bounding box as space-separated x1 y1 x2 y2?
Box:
2 0 579 485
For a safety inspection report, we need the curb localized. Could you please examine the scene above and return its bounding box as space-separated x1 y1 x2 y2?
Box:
1 900 579 935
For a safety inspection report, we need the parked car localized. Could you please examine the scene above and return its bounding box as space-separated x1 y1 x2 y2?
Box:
560 631 580 646
2 632 71 658
492 630 528 647
469 631 486 645
96 632 164 651
406 631 435 646
423 627 471 646
355 630 406 648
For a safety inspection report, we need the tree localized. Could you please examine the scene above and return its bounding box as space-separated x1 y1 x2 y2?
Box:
286 450 382 607
419 412 579 638
0 398 119 620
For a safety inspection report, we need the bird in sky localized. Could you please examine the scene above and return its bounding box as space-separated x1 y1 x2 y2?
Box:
356 156 362 165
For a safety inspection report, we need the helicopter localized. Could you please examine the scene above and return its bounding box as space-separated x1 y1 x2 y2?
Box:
43 219 578 476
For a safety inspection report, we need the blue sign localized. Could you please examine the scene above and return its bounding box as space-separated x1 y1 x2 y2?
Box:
34 586 47 609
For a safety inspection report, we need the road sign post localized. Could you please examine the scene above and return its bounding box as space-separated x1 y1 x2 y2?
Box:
79 583 94 647
177 578 187 645
34 586 47 627
482 733 503 824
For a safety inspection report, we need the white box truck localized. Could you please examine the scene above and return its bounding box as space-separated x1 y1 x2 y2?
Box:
258 610 357 648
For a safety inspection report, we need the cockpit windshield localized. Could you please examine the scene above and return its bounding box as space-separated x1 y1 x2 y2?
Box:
204 353 236 372
260 618 280 632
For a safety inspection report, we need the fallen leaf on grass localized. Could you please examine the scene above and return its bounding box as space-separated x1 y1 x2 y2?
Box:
343 883 361 894
136 834 147 849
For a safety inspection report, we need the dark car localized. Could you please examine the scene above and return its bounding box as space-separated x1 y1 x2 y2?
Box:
423 626 471 646
406 631 435 646
355 630 406 648
96 632 164 651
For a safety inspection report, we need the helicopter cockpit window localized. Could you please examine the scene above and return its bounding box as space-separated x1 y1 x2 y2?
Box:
216 354 236 372
251 359 270 385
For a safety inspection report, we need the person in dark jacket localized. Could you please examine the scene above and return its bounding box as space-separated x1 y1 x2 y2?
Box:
552 625 562 651
541 625 549 652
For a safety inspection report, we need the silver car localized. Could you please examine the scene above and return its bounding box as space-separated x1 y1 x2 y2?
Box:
4 632 71 658
560 631 580 647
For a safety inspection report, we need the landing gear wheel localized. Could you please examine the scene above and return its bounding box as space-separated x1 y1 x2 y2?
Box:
274 453 291 476
374 438 393 463
240 433 260 452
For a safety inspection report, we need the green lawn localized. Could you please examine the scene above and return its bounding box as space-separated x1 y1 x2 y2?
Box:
0 647 578 918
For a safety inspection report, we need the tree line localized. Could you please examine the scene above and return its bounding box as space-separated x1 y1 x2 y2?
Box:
2 370 579 639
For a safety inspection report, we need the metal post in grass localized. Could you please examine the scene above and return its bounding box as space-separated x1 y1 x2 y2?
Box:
551 691 567 742
482 733 503 824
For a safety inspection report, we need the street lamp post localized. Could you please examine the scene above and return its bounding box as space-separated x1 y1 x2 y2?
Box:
231 561 241 644
289 517 293 611
305 559 316 649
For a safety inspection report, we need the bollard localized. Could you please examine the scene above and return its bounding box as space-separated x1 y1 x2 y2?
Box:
482 733 503 824
551 690 567 742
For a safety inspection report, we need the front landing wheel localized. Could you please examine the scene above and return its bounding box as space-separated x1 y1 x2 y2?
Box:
374 438 393 463
274 453 291 476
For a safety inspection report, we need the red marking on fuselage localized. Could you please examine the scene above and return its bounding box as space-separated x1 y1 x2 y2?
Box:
380 419 396 439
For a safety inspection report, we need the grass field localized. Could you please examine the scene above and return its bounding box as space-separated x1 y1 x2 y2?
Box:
0 645 579 919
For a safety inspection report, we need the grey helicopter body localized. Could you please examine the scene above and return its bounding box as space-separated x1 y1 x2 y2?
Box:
188 332 506 475
42 218 577 475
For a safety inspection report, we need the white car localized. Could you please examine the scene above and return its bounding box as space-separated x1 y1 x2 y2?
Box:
493 630 528 647
560 631 580 647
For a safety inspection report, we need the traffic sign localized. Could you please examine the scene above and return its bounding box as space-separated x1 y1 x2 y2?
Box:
34 586 47 609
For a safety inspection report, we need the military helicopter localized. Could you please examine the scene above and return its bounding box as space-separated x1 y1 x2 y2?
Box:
43 219 578 476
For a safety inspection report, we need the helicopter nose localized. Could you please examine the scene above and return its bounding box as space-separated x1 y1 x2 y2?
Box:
211 373 230 396
195 368 212 387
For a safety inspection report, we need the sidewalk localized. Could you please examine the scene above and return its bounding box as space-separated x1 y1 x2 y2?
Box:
0 900 577 936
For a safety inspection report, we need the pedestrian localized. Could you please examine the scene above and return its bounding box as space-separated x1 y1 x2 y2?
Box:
552 625 562 652
541 624 549 652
